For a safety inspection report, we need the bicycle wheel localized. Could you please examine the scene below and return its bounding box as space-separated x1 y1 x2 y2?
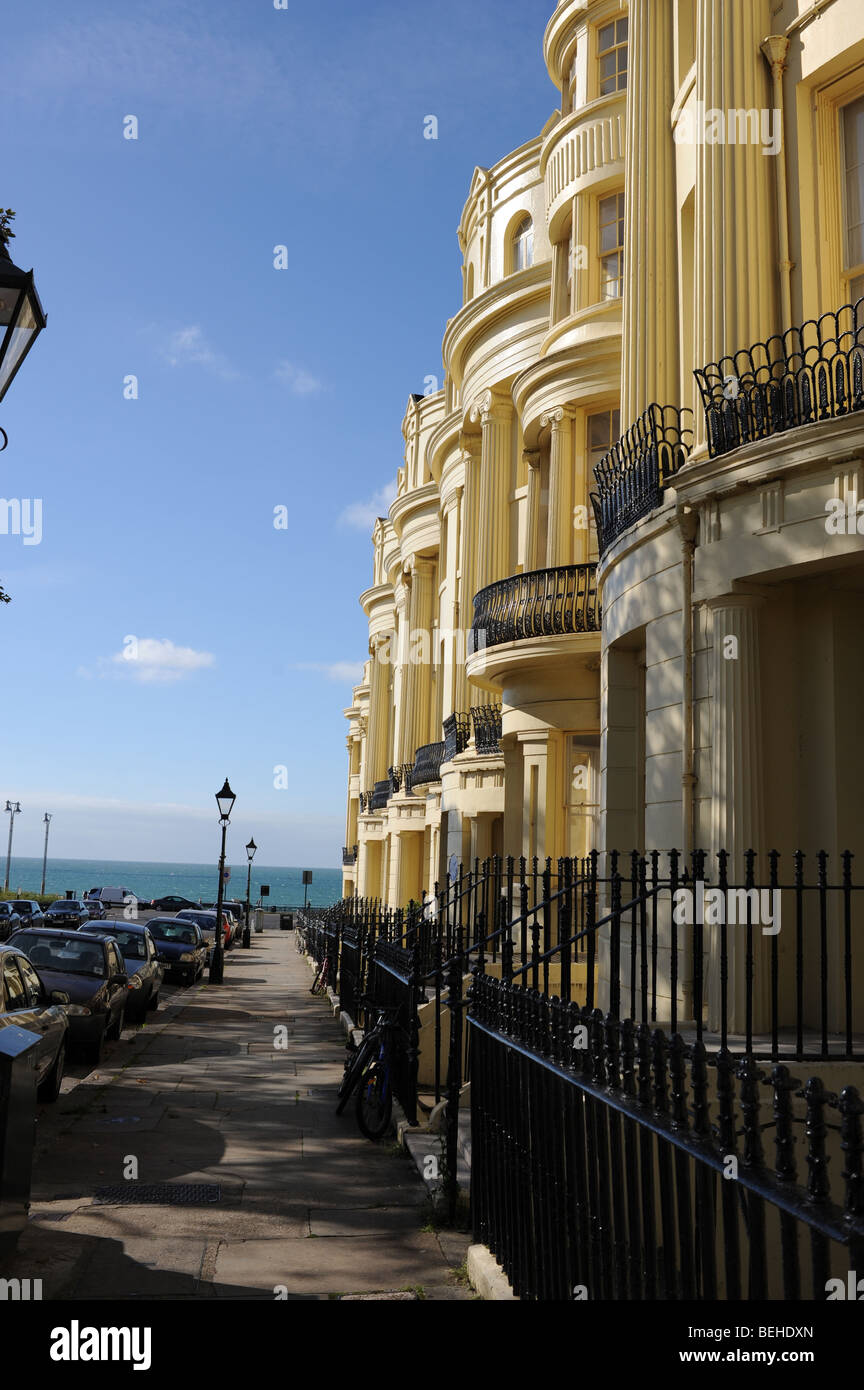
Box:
310 960 328 996
355 1060 392 1141
335 1037 374 1115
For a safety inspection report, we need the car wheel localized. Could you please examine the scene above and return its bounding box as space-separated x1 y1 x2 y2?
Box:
84 1027 105 1067
37 1039 66 1103
106 1003 125 1041
147 988 159 1012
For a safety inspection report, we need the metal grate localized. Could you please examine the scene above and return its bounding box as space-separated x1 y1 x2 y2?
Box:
93 1183 221 1206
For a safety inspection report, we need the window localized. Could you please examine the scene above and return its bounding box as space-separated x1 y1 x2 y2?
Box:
598 18 628 96
842 97 864 301
2 957 26 1010
599 192 625 299
17 956 44 1007
513 217 534 272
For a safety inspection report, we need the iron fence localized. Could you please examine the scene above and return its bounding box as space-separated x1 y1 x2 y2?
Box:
695 296 864 459
411 741 445 788
469 980 864 1301
471 704 502 756
443 712 471 762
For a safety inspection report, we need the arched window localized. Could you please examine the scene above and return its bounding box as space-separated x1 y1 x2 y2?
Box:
513 217 534 272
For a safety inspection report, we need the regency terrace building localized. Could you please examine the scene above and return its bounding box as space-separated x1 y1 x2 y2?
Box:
340 0 864 1015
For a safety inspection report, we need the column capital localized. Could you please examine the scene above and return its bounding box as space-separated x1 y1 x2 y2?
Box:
523 448 542 469
705 590 766 614
442 484 464 515
541 405 572 433
469 388 511 427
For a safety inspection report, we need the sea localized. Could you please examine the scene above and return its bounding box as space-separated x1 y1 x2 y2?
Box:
2 857 343 909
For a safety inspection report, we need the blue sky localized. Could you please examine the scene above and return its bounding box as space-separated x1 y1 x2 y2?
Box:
1 0 556 867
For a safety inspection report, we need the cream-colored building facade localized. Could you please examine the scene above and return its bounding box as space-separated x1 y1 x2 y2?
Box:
342 0 864 984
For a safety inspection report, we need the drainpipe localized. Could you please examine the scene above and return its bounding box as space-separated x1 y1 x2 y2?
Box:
761 36 793 328
677 507 699 861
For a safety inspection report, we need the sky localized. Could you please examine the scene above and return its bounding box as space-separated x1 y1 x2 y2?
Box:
1 0 557 868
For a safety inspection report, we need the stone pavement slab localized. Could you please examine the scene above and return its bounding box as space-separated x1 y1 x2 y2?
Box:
7 929 474 1301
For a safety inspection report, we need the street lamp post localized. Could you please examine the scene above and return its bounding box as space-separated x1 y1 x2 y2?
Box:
4 801 21 892
244 837 257 948
0 226 47 451
40 812 52 896
209 778 236 985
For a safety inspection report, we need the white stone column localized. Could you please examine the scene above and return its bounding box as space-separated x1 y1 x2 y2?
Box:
542 407 574 569
401 555 436 764
470 390 512 592
455 442 481 716
523 449 542 572
621 0 679 422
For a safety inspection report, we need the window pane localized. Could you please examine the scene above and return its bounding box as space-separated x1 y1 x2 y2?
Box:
851 273 864 301
589 413 612 451
598 23 615 51
617 19 629 42
843 98 864 275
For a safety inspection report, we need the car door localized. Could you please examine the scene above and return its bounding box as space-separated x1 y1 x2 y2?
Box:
146 932 164 989
0 954 53 1081
104 940 127 1021
16 954 66 1078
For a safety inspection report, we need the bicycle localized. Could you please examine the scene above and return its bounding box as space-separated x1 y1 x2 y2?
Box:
335 999 404 1141
310 954 330 995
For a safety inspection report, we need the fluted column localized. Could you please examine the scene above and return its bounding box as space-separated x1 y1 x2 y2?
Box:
366 633 393 784
400 555 436 764
542 407 574 568
621 0 679 422
455 441 481 715
706 593 767 1033
694 0 777 448
523 449 541 572
440 486 463 722
470 390 512 593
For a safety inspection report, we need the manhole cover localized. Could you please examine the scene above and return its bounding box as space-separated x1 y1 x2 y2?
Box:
93 1183 221 1206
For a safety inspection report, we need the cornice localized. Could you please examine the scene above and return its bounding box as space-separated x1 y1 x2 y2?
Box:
388 479 441 535
443 262 552 389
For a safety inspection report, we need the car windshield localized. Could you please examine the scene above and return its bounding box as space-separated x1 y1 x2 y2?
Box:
47 901 83 911
13 932 106 977
0 905 15 915
147 922 197 945
91 929 147 960
11 902 33 913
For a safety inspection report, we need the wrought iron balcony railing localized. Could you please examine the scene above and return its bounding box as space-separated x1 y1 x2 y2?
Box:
360 790 374 814
410 742 445 788
370 779 390 812
591 403 693 554
472 564 600 649
388 764 415 796
342 844 358 866
443 712 471 763
471 703 502 755
694 297 864 459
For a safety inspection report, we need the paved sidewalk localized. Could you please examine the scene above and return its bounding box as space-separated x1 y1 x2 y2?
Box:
9 929 473 1300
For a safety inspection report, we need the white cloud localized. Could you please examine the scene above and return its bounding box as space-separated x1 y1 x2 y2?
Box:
163 326 239 381
295 661 365 685
106 638 215 684
338 480 398 531
274 361 324 396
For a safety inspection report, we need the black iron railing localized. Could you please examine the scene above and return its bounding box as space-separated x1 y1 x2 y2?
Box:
695 297 864 459
411 741 444 788
471 703 502 755
443 712 471 762
472 565 600 648
342 844 358 866
370 779 390 812
469 983 864 1300
360 789 374 813
591 403 693 553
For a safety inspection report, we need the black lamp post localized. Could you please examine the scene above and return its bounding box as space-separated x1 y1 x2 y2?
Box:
0 238 47 450
209 777 235 984
243 837 257 948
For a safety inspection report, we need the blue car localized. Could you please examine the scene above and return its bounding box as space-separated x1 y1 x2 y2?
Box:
79 921 165 1021
144 917 207 985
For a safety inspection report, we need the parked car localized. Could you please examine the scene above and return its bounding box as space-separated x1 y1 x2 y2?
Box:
83 899 107 921
80 922 164 1021
144 917 207 984
150 894 203 913
9 928 128 1065
43 898 90 929
222 903 247 941
176 908 232 951
85 886 134 908
0 902 23 941
12 900 45 926
0 942 69 1101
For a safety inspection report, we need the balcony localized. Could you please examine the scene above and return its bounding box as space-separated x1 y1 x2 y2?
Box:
370 780 390 813
471 703 502 755
342 845 358 866
694 298 864 459
443 712 471 763
472 564 600 650
388 764 415 796
591 403 693 554
410 742 445 789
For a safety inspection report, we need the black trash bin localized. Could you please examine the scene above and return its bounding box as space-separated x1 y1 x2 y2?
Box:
280 913 294 931
0 1025 41 1257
